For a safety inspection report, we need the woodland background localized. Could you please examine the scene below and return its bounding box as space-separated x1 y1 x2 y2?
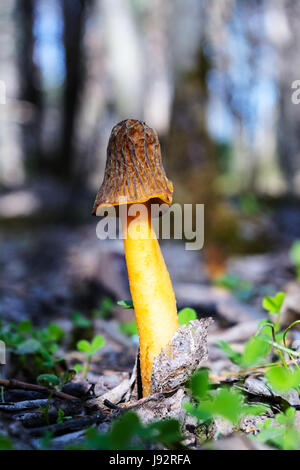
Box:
0 0 300 349
1 0 300 451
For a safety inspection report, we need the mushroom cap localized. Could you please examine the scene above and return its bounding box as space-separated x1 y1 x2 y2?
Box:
93 119 173 216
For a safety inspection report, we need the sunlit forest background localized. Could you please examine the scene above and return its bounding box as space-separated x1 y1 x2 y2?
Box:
2 0 300 451
1 0 300 323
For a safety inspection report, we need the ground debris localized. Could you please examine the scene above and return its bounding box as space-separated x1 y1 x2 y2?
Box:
151 318 213 394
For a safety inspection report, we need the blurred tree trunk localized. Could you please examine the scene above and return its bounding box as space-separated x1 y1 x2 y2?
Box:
16 0 43 175
143 0 171 135
275 0 300 196
59 0 88 180
72 0 106 187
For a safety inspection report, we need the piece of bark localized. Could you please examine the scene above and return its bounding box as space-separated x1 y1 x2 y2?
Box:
129 388 186 424
151 318 212 393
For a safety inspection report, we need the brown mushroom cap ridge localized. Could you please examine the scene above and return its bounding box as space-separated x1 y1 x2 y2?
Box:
92 119 173 216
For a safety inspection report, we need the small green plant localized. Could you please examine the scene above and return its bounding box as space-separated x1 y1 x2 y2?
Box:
38 392 54 426
0 320 65 378
290 240 300 281
56 409 72 424
117 300 134 310
184 369 267 427
262 292 285 329
265 365 300 392
218 329 272 369
214 290 300 449
76 335 105 378
218 292 289 370
68 411 183 450
253 407 300 450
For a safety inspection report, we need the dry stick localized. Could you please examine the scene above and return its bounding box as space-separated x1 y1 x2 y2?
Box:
0 378 79 401
26 414 104 438
119 389 180 411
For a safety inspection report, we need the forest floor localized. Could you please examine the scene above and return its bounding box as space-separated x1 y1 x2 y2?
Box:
1 190 300 450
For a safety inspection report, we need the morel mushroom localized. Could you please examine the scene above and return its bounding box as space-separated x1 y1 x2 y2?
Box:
93 119 179 396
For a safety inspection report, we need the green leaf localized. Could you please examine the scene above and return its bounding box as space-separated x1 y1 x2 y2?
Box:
290 240 300 266
47 323 65 341
266 366 300 392
147 419 182 445
72 312 92 329
16 338 41 355
110 411 141 449
117 300 134 310
178 308 197 325
17 320 33 334
286 407 296 419
76 340 91 353
57 409 65 424
241 336 270 366
262 292 285 315
213 388 243 424
37 374 60 388
74 363 84 373
184 401 213 422
189 369 210 399
90 335 105 354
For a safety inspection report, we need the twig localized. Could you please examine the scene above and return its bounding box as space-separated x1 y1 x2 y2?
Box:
120 389 180 410
103 399 123 410
0 399 50 412
0 378 79 401
26 414 105 438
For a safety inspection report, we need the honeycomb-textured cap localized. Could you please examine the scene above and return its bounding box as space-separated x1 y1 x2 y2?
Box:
93 119 173 215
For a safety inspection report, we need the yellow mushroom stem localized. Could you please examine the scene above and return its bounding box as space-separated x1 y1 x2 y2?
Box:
121 202 179 396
